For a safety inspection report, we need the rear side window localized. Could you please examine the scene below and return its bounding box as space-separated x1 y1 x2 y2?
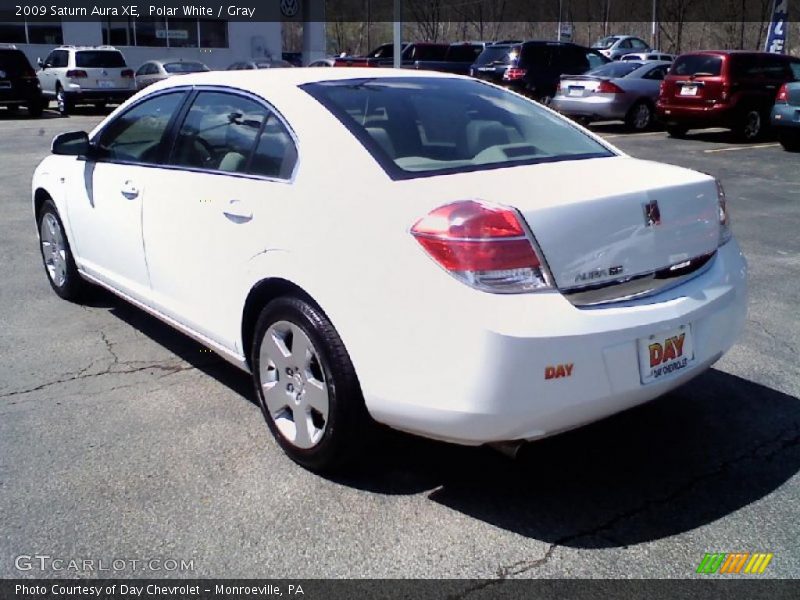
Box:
0 50 33 76
473 46 516 66
76 51 126 68
447 45 483 63
671 55 722 77
95 92 185 163
590 62 642 78
409 45 447 61
368 44 394 59
520 45 555 68
303 77 613 180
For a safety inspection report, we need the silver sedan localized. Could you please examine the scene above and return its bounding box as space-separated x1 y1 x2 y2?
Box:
134 59 210 90
551 61 671 131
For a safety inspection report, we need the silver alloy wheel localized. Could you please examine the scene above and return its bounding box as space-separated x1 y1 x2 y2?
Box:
56 89 65 114
40 212 67 287
259 320 329 449
744 110 761 139
633 103 651 129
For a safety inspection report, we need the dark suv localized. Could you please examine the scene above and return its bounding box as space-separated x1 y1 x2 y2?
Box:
657 51 800 140
0 46 45 117
471 41 609 102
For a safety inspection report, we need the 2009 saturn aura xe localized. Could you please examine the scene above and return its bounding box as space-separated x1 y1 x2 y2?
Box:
32 68 747 472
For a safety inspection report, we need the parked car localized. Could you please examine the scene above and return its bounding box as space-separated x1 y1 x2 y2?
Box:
333 43 448 67
657 51 800 140
621 52 675 62
308 58 336 67
592 35 651 60
771 81 800 151
469 42 519 84
412 42 490 75
496 41 610 102
228 59 294 70
32 68 746 473
0 45 46 117
552 60 671 130
135 59 209 90
37 45 135 116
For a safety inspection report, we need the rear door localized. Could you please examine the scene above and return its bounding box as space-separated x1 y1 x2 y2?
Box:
141 89 299 350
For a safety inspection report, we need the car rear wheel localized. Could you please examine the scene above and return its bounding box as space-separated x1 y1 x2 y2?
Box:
38 199 89 301
56 87 72 116
778 130 800 152
737 108 763 141
6 104 19 113
625 101 653 131
666 125 688 138
251 296 370 472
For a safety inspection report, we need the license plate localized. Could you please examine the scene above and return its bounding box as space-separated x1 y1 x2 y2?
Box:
97 80 114 88
680 85 698 96
568 87 584 97
637 324 695 384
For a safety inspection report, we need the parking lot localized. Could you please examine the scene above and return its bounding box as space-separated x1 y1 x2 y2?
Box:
1 107 799 582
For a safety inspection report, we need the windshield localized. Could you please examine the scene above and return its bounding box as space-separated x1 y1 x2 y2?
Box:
472 45 518 66
671 55 723 76
75 51 126 68
303 77 613 179
588 62 642 78
593 36 620 50
164 61 208 73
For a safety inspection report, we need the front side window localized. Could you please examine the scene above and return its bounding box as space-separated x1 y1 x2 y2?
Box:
303 77 613 180
94 92 185 163
164 61 208 74
170 92 268 173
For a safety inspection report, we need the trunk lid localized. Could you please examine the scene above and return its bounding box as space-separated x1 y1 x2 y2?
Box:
409 157 721 291
559 75 602 98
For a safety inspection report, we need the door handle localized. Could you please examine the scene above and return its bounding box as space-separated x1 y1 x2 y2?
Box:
222 199 253 223
120 180 139 199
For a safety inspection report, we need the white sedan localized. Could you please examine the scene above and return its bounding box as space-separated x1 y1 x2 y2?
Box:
32 68 747 472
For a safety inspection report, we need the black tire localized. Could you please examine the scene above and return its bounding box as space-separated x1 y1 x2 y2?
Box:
624 100 653 131
27 100 45 118
666 125 688 138
735 108 764 141
37 198 89 301
93 102 107 112
251 295 371 473
6 104 19 113
778 130 800 152
56 86 71 116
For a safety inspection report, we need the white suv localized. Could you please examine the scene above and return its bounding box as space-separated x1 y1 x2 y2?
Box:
37 46 135 115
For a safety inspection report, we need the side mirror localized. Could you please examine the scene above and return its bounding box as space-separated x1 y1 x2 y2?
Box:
52 131 90 156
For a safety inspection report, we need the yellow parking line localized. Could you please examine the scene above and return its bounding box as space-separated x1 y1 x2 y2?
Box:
601 131 666 139
704 143 780 153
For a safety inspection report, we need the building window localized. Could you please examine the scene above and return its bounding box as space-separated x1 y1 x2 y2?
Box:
0 20 63 44
101 18 227 48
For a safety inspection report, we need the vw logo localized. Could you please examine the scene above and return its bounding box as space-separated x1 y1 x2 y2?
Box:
280 0 299 17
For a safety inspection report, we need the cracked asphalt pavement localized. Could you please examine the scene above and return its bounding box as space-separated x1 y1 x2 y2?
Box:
1 111 799 582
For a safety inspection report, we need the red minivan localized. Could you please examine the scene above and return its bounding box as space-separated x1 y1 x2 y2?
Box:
657 51 800 140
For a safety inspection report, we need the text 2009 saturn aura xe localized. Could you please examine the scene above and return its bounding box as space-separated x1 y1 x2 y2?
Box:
32 69 747 472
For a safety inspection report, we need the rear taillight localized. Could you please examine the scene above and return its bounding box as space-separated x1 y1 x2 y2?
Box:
503 67 527 81
658 81 666 96
776 83 788 104
410 200 551 293
66 69 87 79
596 80 624 94
121 69 134 78
715 179 732 246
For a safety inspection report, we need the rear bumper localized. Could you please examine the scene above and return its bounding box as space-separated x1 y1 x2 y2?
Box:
551 95 629 120
771 104 800 129
365 239 747 445
656 102 734 128
62 88 134 104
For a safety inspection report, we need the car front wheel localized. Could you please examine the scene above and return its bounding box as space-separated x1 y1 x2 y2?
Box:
56 87 72 116
251 296 370 472
38 199 88 300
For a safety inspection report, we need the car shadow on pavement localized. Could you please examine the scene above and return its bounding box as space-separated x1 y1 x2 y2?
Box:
88 289 800 549
334 369 800 548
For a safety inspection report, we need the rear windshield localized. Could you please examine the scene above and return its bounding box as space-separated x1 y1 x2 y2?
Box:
446 44 484 63
0 49 32 76
593 36 620 49
671 55 722 77
164 62 208 73
473 45 517 67
589 62 642 78
303 77 613 180
75 51 127 68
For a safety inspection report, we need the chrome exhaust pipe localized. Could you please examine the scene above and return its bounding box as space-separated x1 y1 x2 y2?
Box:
488 440 525 459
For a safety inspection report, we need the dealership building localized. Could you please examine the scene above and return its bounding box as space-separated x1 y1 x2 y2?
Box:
0 1 326 70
